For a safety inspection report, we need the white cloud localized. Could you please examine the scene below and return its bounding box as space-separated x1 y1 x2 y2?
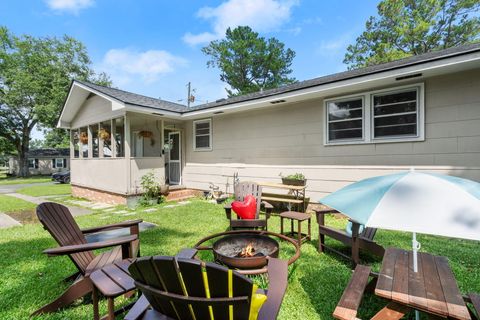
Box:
45 0 94 14
98 48 188 85
183 0 299 45
316 33 355 57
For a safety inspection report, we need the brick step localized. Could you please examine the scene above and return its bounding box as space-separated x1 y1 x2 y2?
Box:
166 189 202 202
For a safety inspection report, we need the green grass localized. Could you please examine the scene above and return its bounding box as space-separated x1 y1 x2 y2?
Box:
17 184 71 197
0 175 52 185
0 199 478 319
0 194 36 212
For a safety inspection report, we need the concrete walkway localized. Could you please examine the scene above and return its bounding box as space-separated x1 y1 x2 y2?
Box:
0 181 54 194
5 192 92 217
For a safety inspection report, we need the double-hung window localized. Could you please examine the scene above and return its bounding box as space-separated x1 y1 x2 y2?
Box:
193 119 212 151
325 84 424 145
55 158 64 168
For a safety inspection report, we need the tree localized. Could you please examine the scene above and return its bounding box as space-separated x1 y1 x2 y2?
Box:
202 26 296 97
0 27 110 176
344 0 480 69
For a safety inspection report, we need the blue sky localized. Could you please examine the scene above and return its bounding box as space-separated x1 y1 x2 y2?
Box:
2 0 381 140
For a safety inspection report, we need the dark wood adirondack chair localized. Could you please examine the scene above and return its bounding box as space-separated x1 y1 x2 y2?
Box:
32 202 142 316
125 253 288 320
224 182 273 230
315 208 384 266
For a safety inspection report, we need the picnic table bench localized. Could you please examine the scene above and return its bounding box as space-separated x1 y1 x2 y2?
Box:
334 247 473 320
258 182 307 212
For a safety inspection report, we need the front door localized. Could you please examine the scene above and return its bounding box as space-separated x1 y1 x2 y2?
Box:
168 131 181 185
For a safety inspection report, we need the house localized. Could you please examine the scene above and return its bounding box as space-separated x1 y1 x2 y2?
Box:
9 148 70 176
58 43 480 205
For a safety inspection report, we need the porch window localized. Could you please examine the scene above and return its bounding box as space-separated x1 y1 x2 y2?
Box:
114 117 125 157
91 124 99 158
72 129 79 158
80 127 89 157
324 84 424 145
193 119 212 151
100 120 112 157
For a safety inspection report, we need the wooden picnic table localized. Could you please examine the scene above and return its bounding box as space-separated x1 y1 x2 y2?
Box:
258 182 307 212
375 248 471 320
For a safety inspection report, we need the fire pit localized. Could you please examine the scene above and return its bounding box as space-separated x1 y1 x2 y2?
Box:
195 230 301 275
212 234 279 269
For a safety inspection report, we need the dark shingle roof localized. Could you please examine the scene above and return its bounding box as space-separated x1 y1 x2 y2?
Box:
27 148 70 157
76 80 188 113
76 42 480 114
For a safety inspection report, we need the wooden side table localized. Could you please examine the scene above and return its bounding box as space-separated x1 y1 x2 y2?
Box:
90 259 136 320
279 211 311 245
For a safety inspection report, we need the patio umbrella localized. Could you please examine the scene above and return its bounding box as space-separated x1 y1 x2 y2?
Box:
320 170 480 270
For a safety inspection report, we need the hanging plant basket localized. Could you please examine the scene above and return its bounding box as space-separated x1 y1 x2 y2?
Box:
139 131 153 138
99 128 110 141
79 132 88 144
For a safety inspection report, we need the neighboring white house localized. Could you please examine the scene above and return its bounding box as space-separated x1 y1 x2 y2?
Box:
8 148 70 176
58 43 480 205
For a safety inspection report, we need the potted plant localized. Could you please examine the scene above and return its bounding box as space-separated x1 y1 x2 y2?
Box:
279 172 307 186
140 171 162 205
98 128 110 141
79 131 88 144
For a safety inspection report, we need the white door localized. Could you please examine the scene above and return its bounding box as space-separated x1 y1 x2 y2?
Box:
168 132 181 185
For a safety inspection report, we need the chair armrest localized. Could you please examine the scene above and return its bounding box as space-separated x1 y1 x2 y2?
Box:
175 248 198 259
43 234 138 256
124 294 149 320
258 258 288 320
81 219 143 234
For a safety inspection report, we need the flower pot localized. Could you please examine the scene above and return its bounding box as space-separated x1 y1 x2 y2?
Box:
281 178 307 186
160 184 169 195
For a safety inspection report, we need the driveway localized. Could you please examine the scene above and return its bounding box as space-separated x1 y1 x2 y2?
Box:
0 181 55 194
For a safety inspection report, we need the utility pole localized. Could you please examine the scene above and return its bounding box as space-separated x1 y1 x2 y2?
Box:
186 82 195 108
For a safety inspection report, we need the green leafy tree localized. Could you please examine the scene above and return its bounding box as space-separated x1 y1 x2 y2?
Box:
202 26 296 97
344 0 480 69
0 27 110 176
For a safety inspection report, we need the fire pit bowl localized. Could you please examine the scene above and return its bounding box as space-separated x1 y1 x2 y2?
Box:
213 234 279 269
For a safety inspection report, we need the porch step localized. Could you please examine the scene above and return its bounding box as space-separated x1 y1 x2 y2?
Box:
166 188 203 202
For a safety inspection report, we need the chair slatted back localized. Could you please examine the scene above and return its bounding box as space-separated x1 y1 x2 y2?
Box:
36 202 94 273
361 227 377 240
129 256 253 320
234 182 262 219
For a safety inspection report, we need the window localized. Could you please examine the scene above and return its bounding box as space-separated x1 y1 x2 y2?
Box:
324 84 424 145
100 120 112 157
28 159 36 169
72 129 79 158
193 119 212 151
55 158 64 168
114 117 125 157
372 88 418 139
327 97 363 142
91 124 99 158
80 127 89 157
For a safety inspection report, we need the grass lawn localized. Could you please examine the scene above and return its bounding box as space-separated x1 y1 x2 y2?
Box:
17 183 71 197
0 199 478 319
0 194 36 212
0 175 52 185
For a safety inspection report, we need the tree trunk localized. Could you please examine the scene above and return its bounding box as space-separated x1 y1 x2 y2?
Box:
16 129 32 177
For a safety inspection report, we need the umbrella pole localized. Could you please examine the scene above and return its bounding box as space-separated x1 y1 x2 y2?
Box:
412 232 421 320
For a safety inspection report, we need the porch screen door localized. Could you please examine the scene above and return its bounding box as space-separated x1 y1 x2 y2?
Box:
168 132 181 185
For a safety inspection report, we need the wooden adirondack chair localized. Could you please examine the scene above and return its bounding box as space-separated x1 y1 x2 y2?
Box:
315 208 384 266
125 253 288 320
32 202 142 316
224 182 273 230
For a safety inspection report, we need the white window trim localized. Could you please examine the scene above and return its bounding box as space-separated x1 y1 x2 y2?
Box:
193 118 212 151
55 158 64 168
325 94 365 144
324 83 425 145
28 159 36 168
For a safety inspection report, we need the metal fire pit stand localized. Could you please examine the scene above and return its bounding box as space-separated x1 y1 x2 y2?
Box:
194 230 301 275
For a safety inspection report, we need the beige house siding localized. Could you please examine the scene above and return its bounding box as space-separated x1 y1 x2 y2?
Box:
71 158 128 194
71 95 124 129
182 69 480 200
